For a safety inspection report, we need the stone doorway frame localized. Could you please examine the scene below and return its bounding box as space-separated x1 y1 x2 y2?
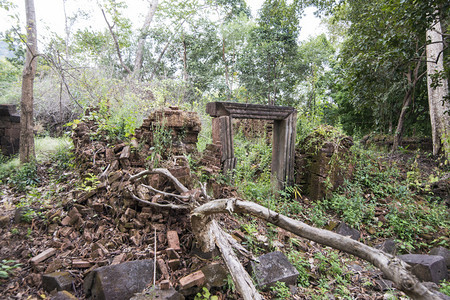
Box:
206 102 297 189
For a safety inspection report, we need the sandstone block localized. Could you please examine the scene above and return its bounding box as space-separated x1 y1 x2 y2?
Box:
84 259 155 300
42 271 74 292
250 251 299 290
335 222 360 241
179 270 205 290
399 254 448 284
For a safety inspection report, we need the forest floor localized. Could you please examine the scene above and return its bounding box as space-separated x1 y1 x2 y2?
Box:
0 136 449 299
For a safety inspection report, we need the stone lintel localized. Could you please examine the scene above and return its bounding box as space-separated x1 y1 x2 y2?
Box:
206 102 295 120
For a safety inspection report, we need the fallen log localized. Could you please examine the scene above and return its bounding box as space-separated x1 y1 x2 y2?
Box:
191 198 444 300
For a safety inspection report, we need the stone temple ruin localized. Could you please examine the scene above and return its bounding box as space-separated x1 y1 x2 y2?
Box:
206 101 297 190
0 104 20 156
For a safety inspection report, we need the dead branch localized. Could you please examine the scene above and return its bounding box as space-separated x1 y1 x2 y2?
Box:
130 193 189 210
141 184 190 200
129 168 189 193
210 220 263 300
192 199 443 300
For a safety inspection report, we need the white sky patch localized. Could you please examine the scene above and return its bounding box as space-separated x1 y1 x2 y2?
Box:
0 0 325 44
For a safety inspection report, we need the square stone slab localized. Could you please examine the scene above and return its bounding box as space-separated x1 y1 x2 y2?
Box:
250 251 299 290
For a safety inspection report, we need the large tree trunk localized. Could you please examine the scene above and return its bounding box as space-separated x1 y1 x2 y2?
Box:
426 16 450 159
20 0 37 164
131 0 159 79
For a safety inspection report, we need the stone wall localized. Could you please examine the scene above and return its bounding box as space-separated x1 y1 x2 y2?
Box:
0 104 20 156
295 127 354 200
135 106 201 156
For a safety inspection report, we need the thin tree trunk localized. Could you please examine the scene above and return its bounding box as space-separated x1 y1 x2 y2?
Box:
426 16 450 159
131 0 158 79
222 38 231 100
20 0 37 164
392 51 425 151
101 8 132 75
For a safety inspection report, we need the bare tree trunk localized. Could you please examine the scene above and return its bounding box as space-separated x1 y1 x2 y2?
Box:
222 38 231 100
426 16 450 159
393 52 425 151
131 0 158 79
101 8 132 75
393 71 413 151
20 0 37 164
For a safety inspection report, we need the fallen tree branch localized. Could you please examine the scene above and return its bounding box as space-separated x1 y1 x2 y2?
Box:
141 184 190 200
129 168 189 193
210 220 263 300
130 193 189 210
192 199 443 300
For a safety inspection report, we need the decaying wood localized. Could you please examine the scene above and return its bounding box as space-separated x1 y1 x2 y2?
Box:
130 193 189 210
210 220 262 300
129 168 188 193
192 198 444 300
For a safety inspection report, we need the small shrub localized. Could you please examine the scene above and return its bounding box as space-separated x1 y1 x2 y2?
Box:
8 161 40 192
270 281 291 300
0 260 22 279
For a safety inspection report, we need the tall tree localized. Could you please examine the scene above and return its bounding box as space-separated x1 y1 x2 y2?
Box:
19 0 37 163
238 0 302 105
426 15 450 159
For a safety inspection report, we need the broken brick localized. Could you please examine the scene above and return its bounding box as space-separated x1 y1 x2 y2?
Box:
42 272 74 292
160 279 171 290
167 231 181 251
30 248 57 265
168 259 180 271
157 259 170 280
179 270 205 289
72 260 92 268
111 253 126 265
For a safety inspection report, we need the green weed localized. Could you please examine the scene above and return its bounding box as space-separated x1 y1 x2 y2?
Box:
0 260 22 279
194 287 218 300
270 281 291 299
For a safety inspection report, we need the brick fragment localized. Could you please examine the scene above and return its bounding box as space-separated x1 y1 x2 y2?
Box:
160 279 170 290
111 253 126 265
72 259 92 268
167 231 180 251
30 248 57 265
168 259 180 271
179 270 205 289
157 259 170 280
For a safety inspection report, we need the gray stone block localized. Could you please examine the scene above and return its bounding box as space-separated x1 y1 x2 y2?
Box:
399 254 448 284
42 271 74 292
250 251 299 290
335 222 360 240
50 291 78 300
375 239 397 255
429 246 450 267
130 288 185 300
201 263 228 288
84 259 155 300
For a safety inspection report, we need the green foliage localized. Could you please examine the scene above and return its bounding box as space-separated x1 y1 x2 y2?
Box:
194 287 218 300
440 280 450 296
238 0 303 105
0 260 21 279
270 281 291 299
233 132 274 203
287 250 310 287
149 120 173 167
7 161 40 192
77 173 100 192
310 147 450 251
